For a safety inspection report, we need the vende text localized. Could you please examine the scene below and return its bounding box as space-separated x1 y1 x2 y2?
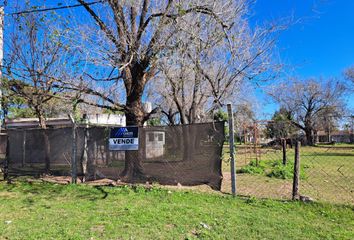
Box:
112 138 135 144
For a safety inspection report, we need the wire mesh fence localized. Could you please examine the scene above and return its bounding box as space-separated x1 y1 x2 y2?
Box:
299 145 354 204
1 119 353 205
4 121 225 190
221 120 297 200
220 120 354 205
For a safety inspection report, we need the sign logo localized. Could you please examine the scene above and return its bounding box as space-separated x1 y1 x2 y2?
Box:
109 127 139 151
112 127 132 138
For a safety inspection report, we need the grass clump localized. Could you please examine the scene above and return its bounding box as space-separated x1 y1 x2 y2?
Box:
238 159 308 180
238 159 267 175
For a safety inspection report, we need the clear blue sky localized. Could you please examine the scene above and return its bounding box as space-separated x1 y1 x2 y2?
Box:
4 0 354 119
253 0 354 118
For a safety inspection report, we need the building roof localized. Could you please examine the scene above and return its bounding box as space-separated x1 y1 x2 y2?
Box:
5 114 127 129
317 130 352 136
5 117 72 129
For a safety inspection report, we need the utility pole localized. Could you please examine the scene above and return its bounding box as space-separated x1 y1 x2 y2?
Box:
1 1 7 181
0 2 5 131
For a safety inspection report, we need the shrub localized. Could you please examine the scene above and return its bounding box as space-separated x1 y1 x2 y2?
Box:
239 159 308 180
266 160 294 179
237 159 266 175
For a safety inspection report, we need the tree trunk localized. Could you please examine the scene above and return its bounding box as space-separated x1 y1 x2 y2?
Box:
81 127 89 182
168 112 176 125
305 128 314 146
314 129 318 144
182 125 191 161
38 114 51 174
120 79 146 181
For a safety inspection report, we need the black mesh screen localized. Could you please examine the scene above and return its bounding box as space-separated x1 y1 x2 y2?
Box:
6 121 225 190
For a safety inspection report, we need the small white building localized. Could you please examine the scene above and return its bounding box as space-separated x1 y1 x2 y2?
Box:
84 114 126 126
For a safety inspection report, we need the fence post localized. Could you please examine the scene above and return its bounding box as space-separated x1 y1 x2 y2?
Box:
227 103 236 196
81 114 89 182
69 114 77 184
3 135 9 181
292 141 300 200
282 138 287 165
22 131 26 167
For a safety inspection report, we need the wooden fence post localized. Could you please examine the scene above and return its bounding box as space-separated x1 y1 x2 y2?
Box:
282 138 287 165
227 104 236 196
292 141 300 200
69 115 77 184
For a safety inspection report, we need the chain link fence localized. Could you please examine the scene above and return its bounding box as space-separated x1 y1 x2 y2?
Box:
221 120 353 205
1 119 353 205
3 121 225 190
300 145 353 204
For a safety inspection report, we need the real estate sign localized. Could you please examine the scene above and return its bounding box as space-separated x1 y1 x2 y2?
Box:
109 127 139 150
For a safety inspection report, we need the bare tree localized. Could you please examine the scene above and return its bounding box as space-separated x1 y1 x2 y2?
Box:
58 0 251 180
344 65 354 83
64 1 234 122
233 102 256 143
269 79 346 145
155 47 209 125
3 11 71 172
153 1 284 125
344 66 354 92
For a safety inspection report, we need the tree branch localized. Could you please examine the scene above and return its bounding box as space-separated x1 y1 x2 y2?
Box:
77 0 120 50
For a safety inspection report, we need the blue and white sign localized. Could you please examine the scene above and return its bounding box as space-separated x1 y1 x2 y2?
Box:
109 127 139 151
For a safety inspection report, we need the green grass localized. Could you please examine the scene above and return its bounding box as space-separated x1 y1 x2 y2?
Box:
0 180 353 240
222 145 354 204
238 159 308 179
315 143 354 148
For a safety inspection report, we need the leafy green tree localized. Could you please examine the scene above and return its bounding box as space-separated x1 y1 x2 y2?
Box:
265 108 296 139
146 118 161 126
213 109 228 122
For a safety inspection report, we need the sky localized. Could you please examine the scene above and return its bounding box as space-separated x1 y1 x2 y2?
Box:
252 0 354 118
3 0 354 120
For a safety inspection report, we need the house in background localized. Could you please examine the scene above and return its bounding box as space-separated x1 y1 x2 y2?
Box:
83 114 126 126
5 114 126 129
5 117 73 129
4 101 155 129
317 130 353 143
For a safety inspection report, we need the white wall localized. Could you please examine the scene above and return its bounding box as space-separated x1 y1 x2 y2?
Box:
86 114 126 126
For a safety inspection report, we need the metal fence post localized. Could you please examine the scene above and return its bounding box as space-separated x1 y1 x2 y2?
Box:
69 114 77 184
292 141 300 200
227 104 236 196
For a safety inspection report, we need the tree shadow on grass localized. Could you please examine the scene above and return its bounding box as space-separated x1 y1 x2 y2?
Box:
94 186 109 199
1 178 110 202
304 152 354 157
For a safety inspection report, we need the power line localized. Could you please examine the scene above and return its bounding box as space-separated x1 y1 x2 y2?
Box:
7 0 103 16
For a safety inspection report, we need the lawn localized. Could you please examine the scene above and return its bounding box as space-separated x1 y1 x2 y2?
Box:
0 180 353 240
221 144 354 204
